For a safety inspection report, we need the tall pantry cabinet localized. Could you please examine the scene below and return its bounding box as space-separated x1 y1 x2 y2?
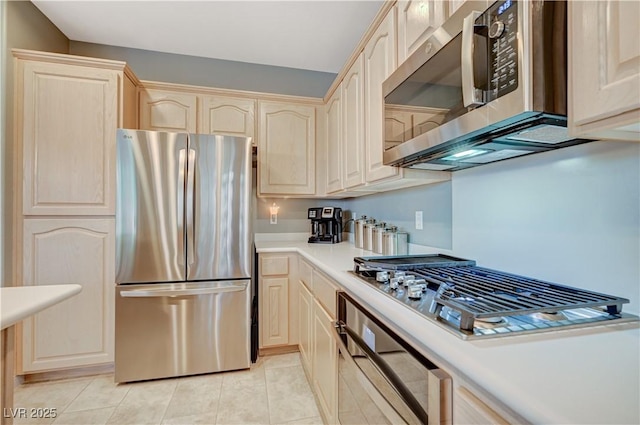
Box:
12 50 138 373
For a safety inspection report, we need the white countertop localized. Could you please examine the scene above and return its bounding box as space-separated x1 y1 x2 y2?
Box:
1 284 82 330
255 238 640 425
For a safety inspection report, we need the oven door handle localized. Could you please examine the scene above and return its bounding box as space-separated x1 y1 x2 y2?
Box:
333 321 432 425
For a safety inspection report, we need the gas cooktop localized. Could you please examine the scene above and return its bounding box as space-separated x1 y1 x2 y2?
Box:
353 255 638 339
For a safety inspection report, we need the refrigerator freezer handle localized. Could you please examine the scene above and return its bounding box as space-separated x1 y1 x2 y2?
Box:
120 282 248 298
186 148 196 266
177 149 187 267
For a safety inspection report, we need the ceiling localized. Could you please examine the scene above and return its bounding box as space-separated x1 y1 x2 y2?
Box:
31 0 384 74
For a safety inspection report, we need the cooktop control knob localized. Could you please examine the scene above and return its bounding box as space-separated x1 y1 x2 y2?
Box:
376 271 390 282
403 275 416 286
489 20 505 39
408 285 423 299
389 278 401 290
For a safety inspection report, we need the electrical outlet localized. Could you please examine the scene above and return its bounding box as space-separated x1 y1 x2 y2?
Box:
415 211 423 230
270 214 277 225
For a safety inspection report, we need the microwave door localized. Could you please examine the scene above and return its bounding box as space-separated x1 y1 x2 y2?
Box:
116 130 188 284
186 134 252 281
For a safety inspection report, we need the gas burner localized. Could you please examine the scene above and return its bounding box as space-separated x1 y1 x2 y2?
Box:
530 311 568 322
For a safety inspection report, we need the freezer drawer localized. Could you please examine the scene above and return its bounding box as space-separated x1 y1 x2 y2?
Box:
115 280 251 383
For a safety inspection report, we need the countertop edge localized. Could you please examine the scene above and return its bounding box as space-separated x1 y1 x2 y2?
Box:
1 284 83 330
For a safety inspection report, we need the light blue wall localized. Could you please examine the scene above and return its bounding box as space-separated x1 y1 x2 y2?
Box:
69 41 335 98
341 141 640 314
340 182 453 249
451 140 640 314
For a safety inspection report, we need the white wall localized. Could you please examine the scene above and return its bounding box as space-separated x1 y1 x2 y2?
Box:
452 141 640 314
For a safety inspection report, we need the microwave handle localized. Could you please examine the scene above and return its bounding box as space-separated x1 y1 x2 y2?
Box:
462 10 484 108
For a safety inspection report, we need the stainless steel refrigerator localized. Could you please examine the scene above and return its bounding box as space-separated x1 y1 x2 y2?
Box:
114 129 252 383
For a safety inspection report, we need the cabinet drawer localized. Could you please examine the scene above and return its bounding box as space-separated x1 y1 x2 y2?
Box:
260 255 289 276
312 270 338 319
299 258 313 290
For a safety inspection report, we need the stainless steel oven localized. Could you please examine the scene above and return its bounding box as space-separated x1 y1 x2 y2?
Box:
333 292 451 425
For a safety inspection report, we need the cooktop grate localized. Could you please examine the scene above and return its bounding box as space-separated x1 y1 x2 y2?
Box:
419 266 629 331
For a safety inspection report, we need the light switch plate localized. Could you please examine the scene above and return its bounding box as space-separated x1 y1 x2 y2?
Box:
415 211 423 230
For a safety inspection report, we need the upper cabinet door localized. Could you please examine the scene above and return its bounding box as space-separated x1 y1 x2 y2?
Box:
396 0 448 63
20 61 119 215
569 1 640 141
342 54 366 189
364 9 399 183
258 101 316 196
325 88 343 194
139 88 197 132
199 95 256 144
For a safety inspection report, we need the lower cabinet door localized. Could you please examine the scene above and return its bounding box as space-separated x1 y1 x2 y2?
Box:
260 277 289 347
21 218 115 372
298 280 313 378
312 300 337 425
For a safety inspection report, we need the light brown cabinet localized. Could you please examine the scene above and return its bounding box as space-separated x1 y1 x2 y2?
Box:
364 8 399 184
342 54 366 190
312 298 338 425
199 95 256 142
298 278 313 378
18 59 121 216
258 101 317 196
21 218 115 372
396 0 448 63
138 88 197 132
325 87 343 193
13 50 137 374
259 255 290 348
569 1 640 141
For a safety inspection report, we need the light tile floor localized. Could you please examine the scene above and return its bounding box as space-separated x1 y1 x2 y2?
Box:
13 353 323 425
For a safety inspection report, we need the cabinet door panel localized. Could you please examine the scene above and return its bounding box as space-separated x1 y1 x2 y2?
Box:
313 301 337 425
22 61 118 215
298 281 313 378
199 96 255 142
397 0 448 63
569 1 640 140
21 219 115 372
258 101 316 195
139 89 197 132
326 90 343 193
261 277 289 347
364 10 399 183
343 54 366 189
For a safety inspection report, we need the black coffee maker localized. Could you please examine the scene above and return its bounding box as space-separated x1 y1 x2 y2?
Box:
308 207 343 243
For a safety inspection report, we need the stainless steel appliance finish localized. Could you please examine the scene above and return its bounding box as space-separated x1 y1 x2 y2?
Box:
334 292 451 425
383 0 590 171
353 255 638 339
381 227 409 256
115 129 252 382
115 281 250 383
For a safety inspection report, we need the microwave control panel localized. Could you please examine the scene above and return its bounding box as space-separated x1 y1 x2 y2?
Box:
484 0 519 101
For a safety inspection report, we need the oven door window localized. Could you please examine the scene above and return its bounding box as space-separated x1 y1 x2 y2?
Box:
335 321 432 425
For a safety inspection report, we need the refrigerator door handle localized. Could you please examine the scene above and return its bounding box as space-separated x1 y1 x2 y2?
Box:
186 148 196 266
120 282 248 298
177 149 187 267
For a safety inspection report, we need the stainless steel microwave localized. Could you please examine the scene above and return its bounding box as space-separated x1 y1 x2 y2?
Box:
382 0 590 171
